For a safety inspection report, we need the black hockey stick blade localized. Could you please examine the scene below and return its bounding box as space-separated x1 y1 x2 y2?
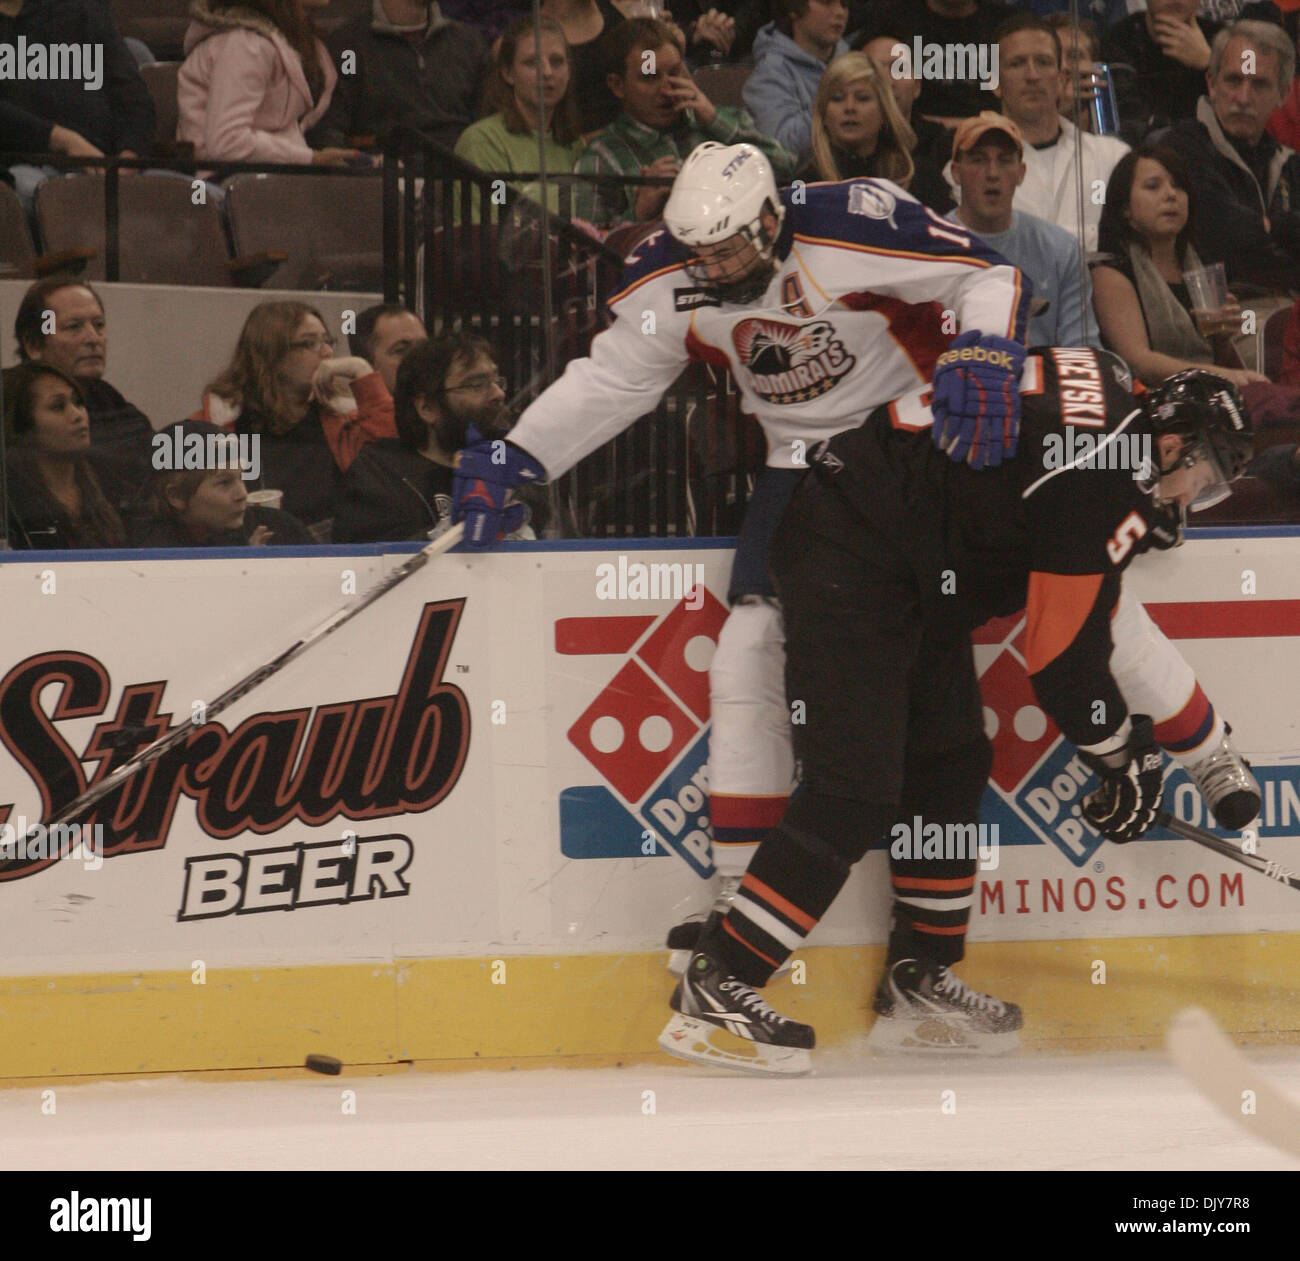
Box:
1156 809 1300 893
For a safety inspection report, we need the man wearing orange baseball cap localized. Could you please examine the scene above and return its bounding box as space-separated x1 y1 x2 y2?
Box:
945 111 1100 347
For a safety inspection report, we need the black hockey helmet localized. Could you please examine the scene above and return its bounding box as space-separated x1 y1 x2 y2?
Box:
1143 370 1253 510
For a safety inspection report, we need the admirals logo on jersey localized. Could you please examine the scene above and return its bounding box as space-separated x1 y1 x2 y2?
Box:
732 318 855 405
555 587 728 876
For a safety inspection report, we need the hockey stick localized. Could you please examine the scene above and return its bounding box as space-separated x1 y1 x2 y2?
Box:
1 523 465 867
1155 810 1300 893
1167 1007 1300 1159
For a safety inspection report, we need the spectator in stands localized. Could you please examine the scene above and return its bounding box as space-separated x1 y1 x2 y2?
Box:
665 3 740 63
1162 20 1300 289
2 363 127 550
130 420 312 547
541 0 628 133
806 51 952 211
1249 440 1300 497
177 0 359 166
745 0 851 165
1045 13 1105 132
454 16 587 214
946 112 1100 346
991 13 1129 251
852 0 1013 123
1102 0 1221 144
858 33 954 167
348 304 428 394
192 301 396 531
439 0 531 44
575 17 794 226
335 332 537 543
13 276 153 501
0 0 155 213
310 2 491 155
1091 144 1267 386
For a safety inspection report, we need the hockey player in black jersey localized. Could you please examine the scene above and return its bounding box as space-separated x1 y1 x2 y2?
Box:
657 353 1254 1075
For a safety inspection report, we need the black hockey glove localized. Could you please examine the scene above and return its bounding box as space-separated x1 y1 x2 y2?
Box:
1077 715 1164 843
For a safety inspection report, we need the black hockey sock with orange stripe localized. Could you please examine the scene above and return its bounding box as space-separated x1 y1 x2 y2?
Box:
699 788 892 987
886 859 977 966
885 736 991 967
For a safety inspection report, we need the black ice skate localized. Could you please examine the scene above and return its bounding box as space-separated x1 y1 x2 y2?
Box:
868 958 1023 1055
666 876 793 979
658 951 814 1076
1184 726 1260 831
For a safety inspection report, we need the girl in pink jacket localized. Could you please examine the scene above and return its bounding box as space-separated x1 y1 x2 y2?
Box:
178 0 355 165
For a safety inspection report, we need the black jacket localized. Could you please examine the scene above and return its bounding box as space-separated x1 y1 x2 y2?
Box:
83 377 154 509
1102 14 1221 146
0 0 155 156
333 438 451 543
5 448 127 550
128 504 314 548
310 7 491 153
230 402 344 531
1162 102 1300 288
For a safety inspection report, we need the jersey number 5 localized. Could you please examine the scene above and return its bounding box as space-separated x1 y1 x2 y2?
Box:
1106 511 1148 564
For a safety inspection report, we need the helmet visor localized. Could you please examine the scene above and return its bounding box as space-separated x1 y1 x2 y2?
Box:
1181 439 1235 511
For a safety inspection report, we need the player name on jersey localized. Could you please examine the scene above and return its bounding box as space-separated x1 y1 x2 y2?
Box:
1052 348 1108 425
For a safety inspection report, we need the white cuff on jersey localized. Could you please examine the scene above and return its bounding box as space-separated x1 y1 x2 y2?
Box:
1078 716 1133 761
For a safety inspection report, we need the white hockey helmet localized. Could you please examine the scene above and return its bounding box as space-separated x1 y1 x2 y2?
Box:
663 142 785 303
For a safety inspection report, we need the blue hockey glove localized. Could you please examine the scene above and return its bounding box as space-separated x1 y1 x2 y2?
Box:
931 330 1027 470
452 427 547 549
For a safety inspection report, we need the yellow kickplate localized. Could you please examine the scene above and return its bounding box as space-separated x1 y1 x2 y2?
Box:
1 932 1298 1080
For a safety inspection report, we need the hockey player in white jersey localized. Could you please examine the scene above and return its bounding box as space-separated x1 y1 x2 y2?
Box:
452 142 1260 1025
453 138 1035 956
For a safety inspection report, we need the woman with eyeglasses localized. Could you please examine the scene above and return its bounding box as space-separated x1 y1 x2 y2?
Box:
192 301 396 533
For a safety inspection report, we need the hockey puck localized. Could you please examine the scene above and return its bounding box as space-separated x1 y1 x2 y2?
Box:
305 1054 343 1075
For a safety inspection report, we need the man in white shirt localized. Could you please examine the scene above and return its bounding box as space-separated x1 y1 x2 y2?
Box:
988 12 1129 252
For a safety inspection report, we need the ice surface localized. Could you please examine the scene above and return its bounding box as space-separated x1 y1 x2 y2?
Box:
2 1045 1298 1170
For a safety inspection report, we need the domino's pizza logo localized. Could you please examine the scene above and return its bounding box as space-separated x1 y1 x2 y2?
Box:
556 589 728 875
975 615 1105 867
973 610 1292 864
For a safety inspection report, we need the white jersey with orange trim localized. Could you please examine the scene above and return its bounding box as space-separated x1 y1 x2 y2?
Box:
507 179 1034 478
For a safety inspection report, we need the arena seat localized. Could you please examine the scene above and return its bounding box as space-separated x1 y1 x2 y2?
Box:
35 174 282 287
111 0 369 59
140 62 182 156
109 0 191 61
225 172 384 291
0 182 95 280
694 63 754 111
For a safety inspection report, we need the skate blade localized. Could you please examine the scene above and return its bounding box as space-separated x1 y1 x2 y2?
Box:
657 1013 812 1077
866 1014 1020 1056
666 951 794 980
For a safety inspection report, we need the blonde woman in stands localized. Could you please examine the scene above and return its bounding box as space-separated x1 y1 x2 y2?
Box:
192 302 396 533
454 15 586 216
805 51 952 212
178 0 361 165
